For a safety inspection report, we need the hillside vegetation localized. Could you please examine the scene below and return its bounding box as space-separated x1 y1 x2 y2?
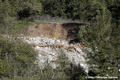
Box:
0 0 120 80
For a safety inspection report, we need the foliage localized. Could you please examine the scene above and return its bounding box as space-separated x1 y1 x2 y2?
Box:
41 0 88 20
78 0 120 78
0 0 42 34
0 37 37 78
56 48 86 80
9 0 42 19
106 0 120 77
0 0 12 34
0 0 120 79
9 21 34 35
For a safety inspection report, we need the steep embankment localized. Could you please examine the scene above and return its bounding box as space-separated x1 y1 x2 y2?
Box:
21 22 89 73
25 22 86 43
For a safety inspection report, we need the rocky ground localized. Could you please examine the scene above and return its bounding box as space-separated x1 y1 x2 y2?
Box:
21 36 89 73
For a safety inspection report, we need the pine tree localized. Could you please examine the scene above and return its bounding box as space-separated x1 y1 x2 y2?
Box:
0 0 12 34
16 0 42 20
78 0 119 77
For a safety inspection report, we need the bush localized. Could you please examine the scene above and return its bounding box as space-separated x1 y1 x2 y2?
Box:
0 37 37 78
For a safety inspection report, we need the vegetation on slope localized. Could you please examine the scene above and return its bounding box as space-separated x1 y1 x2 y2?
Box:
0 37 37 79
41 0 120 78
0 0 120 80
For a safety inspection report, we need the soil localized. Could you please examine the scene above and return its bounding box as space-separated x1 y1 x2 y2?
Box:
24 22 84 43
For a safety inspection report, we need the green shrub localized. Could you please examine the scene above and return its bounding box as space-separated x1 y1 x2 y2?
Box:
0 37 37 78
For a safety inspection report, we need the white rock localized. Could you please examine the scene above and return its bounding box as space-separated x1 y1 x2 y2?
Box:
20 36 89 73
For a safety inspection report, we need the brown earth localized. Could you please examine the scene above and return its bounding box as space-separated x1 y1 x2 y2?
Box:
25 22 86 43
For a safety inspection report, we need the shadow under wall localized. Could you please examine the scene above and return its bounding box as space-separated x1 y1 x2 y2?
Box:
62 23 84 44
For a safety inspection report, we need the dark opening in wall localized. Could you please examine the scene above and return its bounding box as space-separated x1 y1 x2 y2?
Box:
17 8 30 20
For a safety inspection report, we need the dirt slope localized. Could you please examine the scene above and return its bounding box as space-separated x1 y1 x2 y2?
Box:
25 22 85 43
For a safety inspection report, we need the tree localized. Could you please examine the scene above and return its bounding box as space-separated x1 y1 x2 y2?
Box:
76 0 119 77
41 0 87 20
15 0 42 20
106 0 120 77
0 0 12 34
0 0 42 34
0 37 38 78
